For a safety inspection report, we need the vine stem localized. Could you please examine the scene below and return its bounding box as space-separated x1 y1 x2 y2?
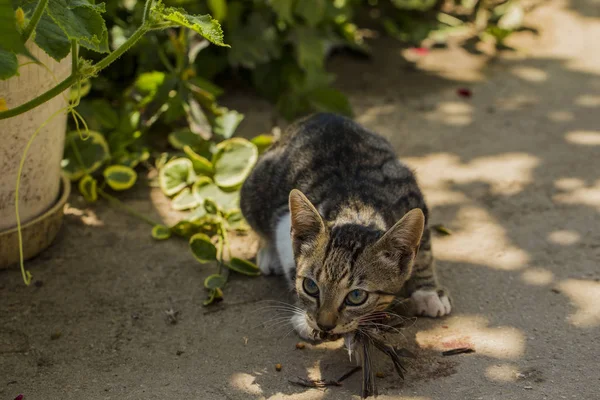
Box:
21 0 49 42
97 189 161 227
0 0 155 120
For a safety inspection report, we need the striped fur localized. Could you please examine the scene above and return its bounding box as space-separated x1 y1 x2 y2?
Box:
240 113 451 338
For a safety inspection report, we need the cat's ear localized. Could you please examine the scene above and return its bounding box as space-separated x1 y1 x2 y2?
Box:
289 189 325 254
376 208 425 269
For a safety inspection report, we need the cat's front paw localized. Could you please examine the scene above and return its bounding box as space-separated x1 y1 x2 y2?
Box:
411 289 451 317
257 245 280 275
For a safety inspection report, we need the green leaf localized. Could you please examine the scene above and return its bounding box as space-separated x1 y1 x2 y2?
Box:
203 287 223 306
204 273 226 289
391 0 437 11
188 76 224 98
78 175 98 203
270 0 294 23
207 0 227 21
497 3 524 30
251 134 275 154
183 95 211 139
225 209 247 230
34 12 71 61
91 99 119 129
226 257 260 276
132 71 167 107
213 109 244 139
103 165 137 191
432 224 453 236
172 187 199 211
0 0 28 56
294 0 325 27
203 198 219 214
212 138 258 190
183 145 213 176
151 3 228 47
168 129 206 151
46 0 109 53
227 12 280 68
62 130 110 181
186 206 207 222
308 87 353 117
0 48 18 80
159 158 196 196
295 28 325 70
192 177 240 212
152 224 171 240
189 233 218 263
170 220 200 238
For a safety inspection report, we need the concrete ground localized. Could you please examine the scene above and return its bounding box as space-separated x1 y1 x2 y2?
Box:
1 0 599 399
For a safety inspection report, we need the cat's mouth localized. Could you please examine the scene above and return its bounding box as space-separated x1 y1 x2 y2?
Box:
313 330 343 341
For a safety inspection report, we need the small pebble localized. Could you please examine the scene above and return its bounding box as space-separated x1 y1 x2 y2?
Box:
275 364 282 372
295 342 306 350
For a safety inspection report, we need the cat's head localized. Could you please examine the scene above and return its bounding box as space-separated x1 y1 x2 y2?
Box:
288 189 424 339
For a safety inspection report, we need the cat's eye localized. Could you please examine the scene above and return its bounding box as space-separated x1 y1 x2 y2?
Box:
345 289 368 306
303 278 320 297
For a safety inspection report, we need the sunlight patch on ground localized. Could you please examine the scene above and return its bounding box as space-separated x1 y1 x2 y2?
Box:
356 104 397 125
495 94 538 111
565 130 600 146
558 279 600 328
266 390 326 400
547 110 574 122
547 230 580 245
433 206 530 270
553 180 600 211
485 363 519 382
424 101 473 126
64 204 104 226
575 94 600 107
416 315 525 360
554 177 585 191
405 152 539 196
230 372 263 395
511 66 548 82
521 268 555 286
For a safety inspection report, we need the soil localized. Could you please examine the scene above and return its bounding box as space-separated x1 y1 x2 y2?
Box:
1 0 600 399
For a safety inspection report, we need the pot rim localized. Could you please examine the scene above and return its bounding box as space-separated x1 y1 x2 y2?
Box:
0 172 71 235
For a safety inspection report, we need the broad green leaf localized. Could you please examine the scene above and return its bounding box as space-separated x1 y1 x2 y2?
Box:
91 99 119 129
78 175 97 203
213 109 244 139
62 130 110 181
151 3 228 47
269 0 294 23
189 233 218 263
186 206 207 222
207 0 227 21
0 0 28 56
34 12 71 61
251 134 274 154
192 177 240 212
132 71 167 107
227 12 280 68
183 145 213 175
294 0 325 27
295 28 325 70
159 158 196 196
152 224 171 240
112 149 150 169
212 138 258 189
103 165 137 191
308 87 353 117
225 209 248 230
226 257 260 276
172 187 199 211
46 0 109 53
0 48 18 80
204 273 226 289
168 129 206 151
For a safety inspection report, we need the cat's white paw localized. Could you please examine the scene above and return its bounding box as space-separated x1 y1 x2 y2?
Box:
257 245 280 275
412 289 451 317
291 314 314 340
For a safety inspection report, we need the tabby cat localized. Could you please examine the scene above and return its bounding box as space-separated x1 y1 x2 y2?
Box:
240 113 451 340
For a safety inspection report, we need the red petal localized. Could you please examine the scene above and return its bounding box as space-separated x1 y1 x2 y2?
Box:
457 88 472 98
411 47 429 56
15 395 24 400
